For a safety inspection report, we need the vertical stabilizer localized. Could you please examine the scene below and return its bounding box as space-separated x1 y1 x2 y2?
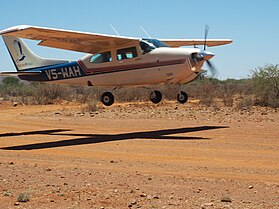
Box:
2 36 68 71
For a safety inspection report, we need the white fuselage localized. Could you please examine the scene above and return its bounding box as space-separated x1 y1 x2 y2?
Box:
51 46 204 87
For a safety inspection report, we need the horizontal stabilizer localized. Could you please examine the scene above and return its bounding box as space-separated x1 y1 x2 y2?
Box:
0 71 41 76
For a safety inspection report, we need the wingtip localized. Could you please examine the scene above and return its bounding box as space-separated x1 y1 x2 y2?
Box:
0 25 31 35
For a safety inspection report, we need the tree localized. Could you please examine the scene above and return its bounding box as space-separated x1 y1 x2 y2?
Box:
251 64 279 107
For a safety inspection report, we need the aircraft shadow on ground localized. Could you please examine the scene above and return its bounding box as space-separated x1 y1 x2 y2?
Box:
0 126 228 150
0 129 70 137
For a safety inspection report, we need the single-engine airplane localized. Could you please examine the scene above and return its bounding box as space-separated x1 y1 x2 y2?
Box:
0 25 232 106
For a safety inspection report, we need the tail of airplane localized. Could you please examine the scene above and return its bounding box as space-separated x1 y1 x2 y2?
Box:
2 36 68 71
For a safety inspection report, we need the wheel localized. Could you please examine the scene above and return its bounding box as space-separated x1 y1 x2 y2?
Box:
150 90 162 104
177 91 188 104
101 92 114 106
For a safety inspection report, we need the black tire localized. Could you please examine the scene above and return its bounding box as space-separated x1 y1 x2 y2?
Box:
101 92 114 106
177 91 188 104
150 90 162 104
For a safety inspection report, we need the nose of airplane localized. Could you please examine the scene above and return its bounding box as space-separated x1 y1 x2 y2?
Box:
190 49 217 76
199 50 215 60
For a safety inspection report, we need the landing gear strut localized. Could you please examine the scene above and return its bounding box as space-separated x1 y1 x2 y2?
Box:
150 90 162 104
101 92 114 106
177 91 188 104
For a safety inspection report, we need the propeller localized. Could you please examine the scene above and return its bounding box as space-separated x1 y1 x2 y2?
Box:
204 25 209 50
190 25 218 77
205 60 217 77
202 25 218 77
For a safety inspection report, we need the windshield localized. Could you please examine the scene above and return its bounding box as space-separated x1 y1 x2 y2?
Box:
142 39 169 48
140 40 155 54
140 39 169 54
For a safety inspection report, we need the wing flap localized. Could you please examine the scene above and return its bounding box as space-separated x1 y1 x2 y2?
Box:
160 39 233 47
38 40 102 54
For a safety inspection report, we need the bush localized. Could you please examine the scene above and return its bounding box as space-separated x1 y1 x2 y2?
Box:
82 100 98 112
0 66 277 109
0 77 24 97
30 82 72 104
0 78 99 105
2 77 21 85
236 96 254 110
17 193 29 202
251 64 279 108
184 78 253 107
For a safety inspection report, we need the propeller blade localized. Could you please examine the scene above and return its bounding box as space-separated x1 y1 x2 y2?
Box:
204 25 209 50
206 60 218 77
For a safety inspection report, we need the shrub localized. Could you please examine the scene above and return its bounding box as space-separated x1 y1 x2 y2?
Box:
17 193 29 202
236 96 254 110
3 190 12 196
1 67 277 109
183 77 255 107
221 196 232 202
251 64 279 108
116 87 149 102
82 100 98 112
0 77 24 97
2 77 21 85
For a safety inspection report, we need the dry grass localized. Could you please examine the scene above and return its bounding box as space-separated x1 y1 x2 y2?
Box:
0 69 277 110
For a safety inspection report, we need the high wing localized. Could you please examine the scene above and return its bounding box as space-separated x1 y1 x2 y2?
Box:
159 39 233 47
0 25 140 54
0 25 232 54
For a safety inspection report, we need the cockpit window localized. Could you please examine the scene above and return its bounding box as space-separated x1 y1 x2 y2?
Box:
90 51 112 63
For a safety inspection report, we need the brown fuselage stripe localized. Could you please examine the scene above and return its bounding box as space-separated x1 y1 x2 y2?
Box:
78 59 186 75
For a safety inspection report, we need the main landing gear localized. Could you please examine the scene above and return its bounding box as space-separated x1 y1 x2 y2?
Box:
150 90 162 104
101 92 114 106
149 90 188 104
100 90 189 106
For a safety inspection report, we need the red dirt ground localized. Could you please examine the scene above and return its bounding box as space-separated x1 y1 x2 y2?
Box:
0 101 278 208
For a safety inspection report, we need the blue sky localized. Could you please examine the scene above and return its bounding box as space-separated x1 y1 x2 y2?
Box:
0 0 278 79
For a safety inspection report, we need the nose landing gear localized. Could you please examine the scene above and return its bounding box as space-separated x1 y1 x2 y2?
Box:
177 91 188 104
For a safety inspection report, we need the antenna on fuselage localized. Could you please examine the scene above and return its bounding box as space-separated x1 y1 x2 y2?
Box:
109 24 120 36
139 25 151 39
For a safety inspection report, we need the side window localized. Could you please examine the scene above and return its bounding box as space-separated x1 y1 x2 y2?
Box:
117 47 138 61
90 51 112 63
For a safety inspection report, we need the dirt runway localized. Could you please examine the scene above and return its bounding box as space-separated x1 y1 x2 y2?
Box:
0 102 278 208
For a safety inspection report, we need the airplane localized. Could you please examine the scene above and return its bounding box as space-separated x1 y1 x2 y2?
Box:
0 25 232 106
